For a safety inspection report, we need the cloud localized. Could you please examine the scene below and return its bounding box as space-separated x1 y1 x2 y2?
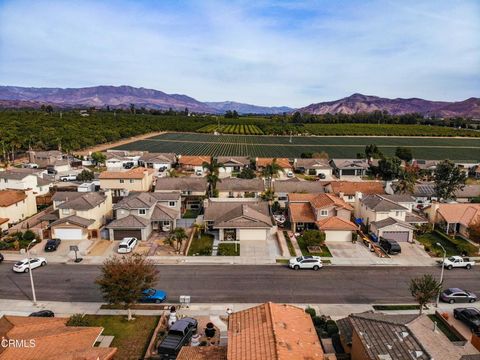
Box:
0 0 478 107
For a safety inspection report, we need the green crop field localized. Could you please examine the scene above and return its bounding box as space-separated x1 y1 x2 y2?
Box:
198 124 264 134
112 132 480 160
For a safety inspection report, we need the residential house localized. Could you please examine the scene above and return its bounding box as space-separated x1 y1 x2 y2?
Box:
337 312 479 360
139 152 176 170
256 157 292 178
330 159 369 178
293 158 332 177
203 199 274 243
217 178 265 198
288 192 357 241
0 168 52 196
413 182 480 204
425 202 480 238
411 159 439 173
217 156 250 176
325 180 385 205
0 315 116 360
0 190 37 231
357 194 425 242
48 190 112 240
104 151 141 170
99 168 155 199
155 177 208 211
273 178 325 207
27 150 70 172
472 165 480 179
178 155 211 175
107 191 181 240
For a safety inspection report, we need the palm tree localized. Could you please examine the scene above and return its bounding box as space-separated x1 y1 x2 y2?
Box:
165 228 188 253
394 169 417 194
262 158 283 190
203 157 224 197
409 274 442 314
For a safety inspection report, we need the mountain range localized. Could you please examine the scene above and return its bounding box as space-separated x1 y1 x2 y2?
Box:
0 85 478 117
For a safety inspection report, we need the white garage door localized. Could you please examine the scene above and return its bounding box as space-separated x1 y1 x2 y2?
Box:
238 229 267 241
382 231 410 242
54 228 84 240
325 230 352 242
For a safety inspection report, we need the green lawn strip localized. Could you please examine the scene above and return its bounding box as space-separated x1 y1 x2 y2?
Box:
296 236 333 257
372 304 420 311
217 243 240 256
283 231 296 256
427 314 463 342
182 209 199 218
188 234 214 256
84 315 159 360
417 231 478 257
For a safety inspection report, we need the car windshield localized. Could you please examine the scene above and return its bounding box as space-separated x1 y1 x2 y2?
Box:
296 257 303 262
145 289 155 296
118 244 128 249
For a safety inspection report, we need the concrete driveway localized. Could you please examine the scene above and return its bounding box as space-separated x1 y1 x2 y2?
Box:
327 242 389 265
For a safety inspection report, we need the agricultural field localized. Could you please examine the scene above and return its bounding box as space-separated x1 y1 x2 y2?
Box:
198 124 264 134
112 132 480 160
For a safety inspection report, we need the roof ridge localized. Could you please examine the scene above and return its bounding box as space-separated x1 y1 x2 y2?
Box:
266 302 280 360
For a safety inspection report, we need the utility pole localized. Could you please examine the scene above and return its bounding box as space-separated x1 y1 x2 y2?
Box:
27 240 38 305
435 242 446 308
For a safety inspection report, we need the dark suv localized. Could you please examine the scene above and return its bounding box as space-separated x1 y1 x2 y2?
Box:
379 237 401 255
44 238 61 252
454 308 480 333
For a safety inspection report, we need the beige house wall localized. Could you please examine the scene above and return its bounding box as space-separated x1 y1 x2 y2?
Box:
0 190 37 225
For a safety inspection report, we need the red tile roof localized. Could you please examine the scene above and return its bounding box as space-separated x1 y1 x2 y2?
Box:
327 181 385 196
317 216 358 230
256 158 292 169
288 203 315 223
289 193 353 211
0 190 27 207
179 156 211 167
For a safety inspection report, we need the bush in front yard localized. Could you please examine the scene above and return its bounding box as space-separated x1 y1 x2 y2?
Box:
303 230 325 247
326 320 339 336
66 314 91 327
23 230 36 242
305 307 316 318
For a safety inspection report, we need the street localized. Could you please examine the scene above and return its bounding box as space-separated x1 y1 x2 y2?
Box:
0 263 479 304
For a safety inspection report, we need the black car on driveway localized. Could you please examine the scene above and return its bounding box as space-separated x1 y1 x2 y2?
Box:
454 307 480 333
157 317 198 359
44 238 61 252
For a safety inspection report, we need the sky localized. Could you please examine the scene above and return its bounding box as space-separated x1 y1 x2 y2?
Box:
0 0 479 107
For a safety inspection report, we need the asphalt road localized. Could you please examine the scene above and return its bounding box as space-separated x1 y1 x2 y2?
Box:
0 263 479 304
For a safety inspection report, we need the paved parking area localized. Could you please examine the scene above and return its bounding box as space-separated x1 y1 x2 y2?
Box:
327 242 385 265
31 240 82 257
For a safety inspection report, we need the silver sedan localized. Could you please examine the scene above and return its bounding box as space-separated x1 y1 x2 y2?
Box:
440 288 477 304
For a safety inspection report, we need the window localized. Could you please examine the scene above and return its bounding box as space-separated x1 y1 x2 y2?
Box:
139 209 147 215
62 209 70 215
395 211 401 216
320 210 328 216
129 179 134 183
119 179 125 184
168 201 176 207
348 195 354 200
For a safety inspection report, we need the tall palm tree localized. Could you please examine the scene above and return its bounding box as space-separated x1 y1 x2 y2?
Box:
203 157 224 197
394 169 417 194
262 158 283 190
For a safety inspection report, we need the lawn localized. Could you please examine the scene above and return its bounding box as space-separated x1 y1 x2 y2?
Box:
217 243 240 256
84 315 159 360
188 233 214 256
416 231 478 257
182 209 200 218
296 236 332 257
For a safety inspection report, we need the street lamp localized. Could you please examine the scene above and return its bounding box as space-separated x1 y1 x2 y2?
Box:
435 242 446 308
26 239 37 306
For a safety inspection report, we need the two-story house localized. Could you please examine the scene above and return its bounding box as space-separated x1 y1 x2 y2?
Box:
288 193 357 241
293 158 332 177
256 158 292 178
106 192 181 240
272 178 326 207
324 181 385 205
99 168 154 199
48 191 113 240
330 159 369 178
217 178 265 199
217 156 250 177
27 150 70 172
155 177 208 212
0 168 52 196
178 155 210 175
0 189 37 231
138 152 176 170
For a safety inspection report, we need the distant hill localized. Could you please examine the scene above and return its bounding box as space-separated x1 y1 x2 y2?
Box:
205 101 293 114
297 93 480 118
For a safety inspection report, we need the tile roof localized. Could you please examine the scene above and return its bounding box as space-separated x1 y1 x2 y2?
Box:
216 156 250 166
361 194 408 212
227 302 324 360
50 215 95 228
179 155 211 167
114 191 180 210
330 158 369 169
0 217 8 225
288 203 316 223
217 178 265 192
370 217 415 230
415 183 480 199
310 193 353 210
405 212 429 224
151 203 180 221
273 179 325 194
155 177 208 192
381 194 415 203
317 216 358 231
327 181 385 196
99 167 154 179
256 158 292 169
436 203 480 226
177 346 227 360
52 192 85 202
412 159 439 170
204 201 273 228
0 315 116 360
57 192 107 211
139 152 176 163
106 214 150 229
0 190 27 207
294 158 331 169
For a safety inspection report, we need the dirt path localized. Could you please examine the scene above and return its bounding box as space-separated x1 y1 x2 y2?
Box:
76 131 165 156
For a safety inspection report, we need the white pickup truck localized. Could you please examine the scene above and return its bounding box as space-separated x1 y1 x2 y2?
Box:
440 256 475 270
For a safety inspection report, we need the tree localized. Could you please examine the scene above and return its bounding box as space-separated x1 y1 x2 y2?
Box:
91 151 106 165
312 151 329 159
393 168 417 194
203 157 224 197
409 274 441 314
377 157 402 181
261 158 283 190
302 230 325 247
434 160 466 200
77 169 94 182
237 167 256 179
165 228 188 253
468 222 480 244
395 147 413 162
95 254 158 320
365 144 383 159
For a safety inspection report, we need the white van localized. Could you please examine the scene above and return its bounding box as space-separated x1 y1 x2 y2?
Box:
117 237 138 253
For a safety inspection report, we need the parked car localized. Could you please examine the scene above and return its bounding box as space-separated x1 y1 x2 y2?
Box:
139 288 167 304
123 162 134 169
60 174 77 182
286 171 294 178
440 256 475 270
157 317 198 359
318 173 326 179
441 288 477 304
162 223 172 232
195 169 203 176
273 214 286 224
29 310 54 317
23 163 38 169
289 256 323 270
0 253 3 263
44 238 61 252
117 237 138 254
453 307 480 333
13 257 47 273
379 237 401 255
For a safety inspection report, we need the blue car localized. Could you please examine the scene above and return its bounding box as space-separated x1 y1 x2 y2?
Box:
139 288 167 304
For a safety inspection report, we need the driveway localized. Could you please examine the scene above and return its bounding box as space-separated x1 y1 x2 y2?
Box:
327 242 386 265
391 241 436 266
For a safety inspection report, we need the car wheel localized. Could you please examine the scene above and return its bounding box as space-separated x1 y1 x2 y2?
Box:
41 261 46 266
155 299 161 304
469 298 476 303
466 264 472 270
294 265 300 270
24 268 29 273
313 265 319 271
449 299 455 304
447 265 453 270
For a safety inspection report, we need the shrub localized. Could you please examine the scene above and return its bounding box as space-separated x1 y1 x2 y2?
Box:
23 230 36 242
303 230 325 247
305 307 316 318
66 314 91 327
326 320 339 336
312 315 326 328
